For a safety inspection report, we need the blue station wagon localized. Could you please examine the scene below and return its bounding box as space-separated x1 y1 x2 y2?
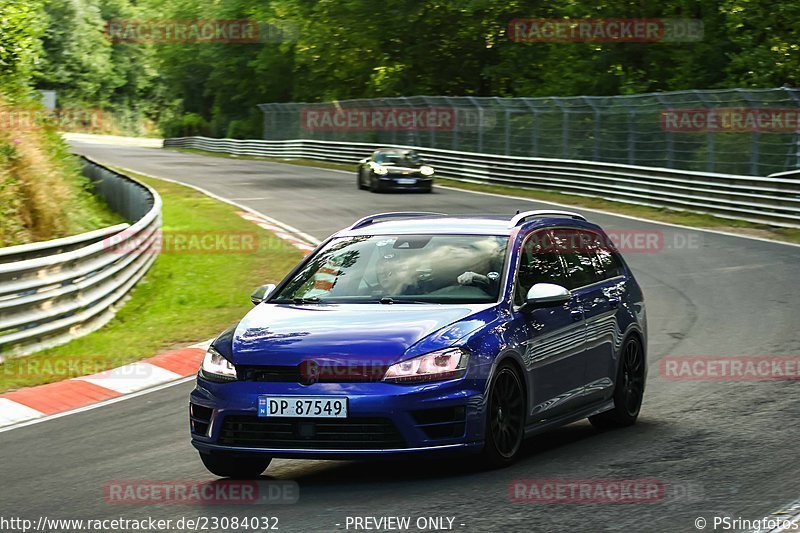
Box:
190 211 647 477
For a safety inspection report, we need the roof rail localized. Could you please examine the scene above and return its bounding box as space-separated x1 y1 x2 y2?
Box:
349 212 447 230
509 210 586 227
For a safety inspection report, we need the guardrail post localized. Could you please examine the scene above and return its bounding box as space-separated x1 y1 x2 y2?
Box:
504 108 511 156
583 97 600 161
692 90 715 172
737 89 761 175
552 98 569 158
619 99 636 165
654 94 674 168
784 88 800 170
467 96 484 153
521 98 539 158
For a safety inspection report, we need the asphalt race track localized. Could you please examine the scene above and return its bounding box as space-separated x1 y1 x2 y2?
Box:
2 140 798 532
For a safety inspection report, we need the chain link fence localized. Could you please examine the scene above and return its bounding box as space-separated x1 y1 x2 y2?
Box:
259 87 800 177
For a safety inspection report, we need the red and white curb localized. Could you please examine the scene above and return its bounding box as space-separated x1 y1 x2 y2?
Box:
0 165 322 431
236 211 315 254
0 342 210 428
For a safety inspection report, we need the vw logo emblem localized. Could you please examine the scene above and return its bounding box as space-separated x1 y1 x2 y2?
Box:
299 360 320 385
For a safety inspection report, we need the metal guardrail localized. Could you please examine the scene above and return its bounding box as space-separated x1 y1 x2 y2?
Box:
258 89 800 177
0 157 162 361
164 136 800 228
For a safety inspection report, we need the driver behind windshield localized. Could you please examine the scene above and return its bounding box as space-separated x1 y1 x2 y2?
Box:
376 236 504 297
275 234 508 303
376 151 422 166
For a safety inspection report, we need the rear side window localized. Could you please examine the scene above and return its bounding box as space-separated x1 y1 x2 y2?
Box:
550 229 623 289
551 230 598 289
592 244 624 280
576 230 624 280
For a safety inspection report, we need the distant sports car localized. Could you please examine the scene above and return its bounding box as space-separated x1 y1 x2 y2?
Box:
190 210 647 478
356 149 434 193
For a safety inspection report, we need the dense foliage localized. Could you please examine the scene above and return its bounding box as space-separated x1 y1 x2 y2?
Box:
2 0 798 137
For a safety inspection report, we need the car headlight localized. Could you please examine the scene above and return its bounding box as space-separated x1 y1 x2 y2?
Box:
420 165 434 176
199 346 237 382
372 164 389 175
383 347 469 383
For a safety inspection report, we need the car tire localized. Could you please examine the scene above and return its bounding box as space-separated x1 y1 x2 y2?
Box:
481 362 526 468
199 453 272 479
357 169 367 190
589 335 645 430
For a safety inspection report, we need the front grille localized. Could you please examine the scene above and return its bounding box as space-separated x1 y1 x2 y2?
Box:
239 364 389 383
218 416 407 449
239 366 300 382
411 406 466 440
190 403 213 436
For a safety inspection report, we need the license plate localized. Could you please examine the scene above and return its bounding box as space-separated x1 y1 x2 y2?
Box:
396 178 417 185
258 396 348 418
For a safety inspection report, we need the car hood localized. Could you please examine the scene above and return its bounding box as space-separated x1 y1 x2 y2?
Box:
230 303 491 367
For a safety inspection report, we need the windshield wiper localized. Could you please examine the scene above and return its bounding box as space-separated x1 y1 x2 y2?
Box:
378 297 434 305
292 296 321 304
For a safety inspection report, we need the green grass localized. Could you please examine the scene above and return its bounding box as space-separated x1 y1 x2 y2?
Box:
167 147 800 245
0 127 124 246
0 170 303 392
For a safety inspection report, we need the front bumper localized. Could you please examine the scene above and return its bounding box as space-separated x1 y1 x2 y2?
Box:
190 370 488 459
192 441 482 460
378 174 433 190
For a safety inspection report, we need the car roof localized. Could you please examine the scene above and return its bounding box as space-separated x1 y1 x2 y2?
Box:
337 212 597 237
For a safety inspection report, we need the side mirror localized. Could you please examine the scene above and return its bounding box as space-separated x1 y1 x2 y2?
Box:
250 283 276 305
521 283 571 312
358 158 369 164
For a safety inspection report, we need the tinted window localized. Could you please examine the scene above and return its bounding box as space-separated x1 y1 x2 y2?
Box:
516 230 567 304
549 229 624 287
576 229 624 281
375 151 422 166
551 229 600 289
592 245 624 280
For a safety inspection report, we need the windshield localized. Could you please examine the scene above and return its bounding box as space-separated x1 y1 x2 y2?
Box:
375 152 422 166
273 234 508 304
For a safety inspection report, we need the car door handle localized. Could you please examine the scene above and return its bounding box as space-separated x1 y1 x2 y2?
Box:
570 309 583 321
